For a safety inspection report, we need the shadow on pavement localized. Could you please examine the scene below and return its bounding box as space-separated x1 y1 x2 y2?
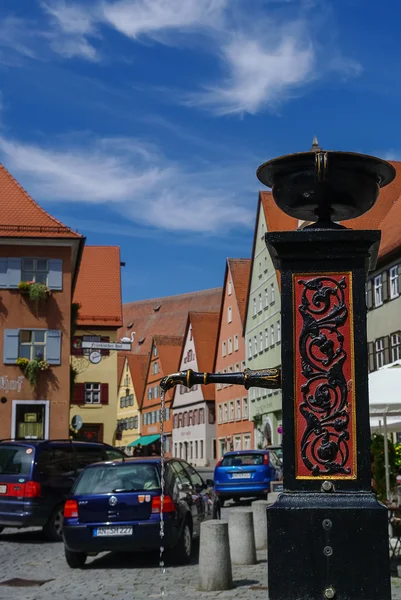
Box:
0 529 55 545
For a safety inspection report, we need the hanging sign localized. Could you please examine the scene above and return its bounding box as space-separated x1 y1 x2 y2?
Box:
89 351 102 364
81 341 132 351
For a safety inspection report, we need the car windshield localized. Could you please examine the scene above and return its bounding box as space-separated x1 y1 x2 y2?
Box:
0 445 33 475
221 454 264 466
73 463 161 495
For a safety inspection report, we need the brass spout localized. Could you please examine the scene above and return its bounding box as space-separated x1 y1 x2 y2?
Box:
160 367 281 393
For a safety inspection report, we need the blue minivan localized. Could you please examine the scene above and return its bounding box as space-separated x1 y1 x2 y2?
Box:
213 449 280 506
0 440 125 540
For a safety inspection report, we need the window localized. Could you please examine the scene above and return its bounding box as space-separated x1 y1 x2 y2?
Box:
254 336 258 357
19 330 46 361
236 398 241 420
248 339 252 359
195 441 198 459
209 406 216 425
184 412 189 426
265 288 268 307
228 338 233 354
258 293 262 312
375 338 385 368
391 333 401 362
153 385 159 398
228 307 232 323
229 401 234 421
234 435 241 451
264 256 268 273
253 298 257 316
218 405 223 423
235 362 240 372
22 258 48 285
228 280 232 295
189 410 193 426
259 332 263 353
178 413 183 427
390 266 399 299
37 446 75 476
152 362 159 375
261 223 264 239
271 324 275 345
258 262 262 277
241 360 246 370
223 404 228 422
194 409 199 425
243 434 251 450
153 345 158 356
84 383 101 404
199 408 205 424
271 283 275 304
147 388 153 401
242 397 248 419
222 341 227 357
277 321 281 343
265 328 269 349
200 440 204 459
234 334 239 351
374 275 383 307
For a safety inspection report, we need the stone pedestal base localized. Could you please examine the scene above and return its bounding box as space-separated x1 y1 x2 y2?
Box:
267 492 390 600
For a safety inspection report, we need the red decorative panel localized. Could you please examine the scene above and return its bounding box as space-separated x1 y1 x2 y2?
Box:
293 273 356 479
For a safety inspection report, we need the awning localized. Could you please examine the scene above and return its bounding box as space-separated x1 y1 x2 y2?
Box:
127 434 160 447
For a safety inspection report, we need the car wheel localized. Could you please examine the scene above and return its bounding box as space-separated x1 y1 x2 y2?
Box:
173 520 192 565
43 505 64 542
65 548 87 569
212 501 221 520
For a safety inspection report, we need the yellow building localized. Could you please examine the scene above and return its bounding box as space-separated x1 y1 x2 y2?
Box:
70 246 123 445
115 354 148 453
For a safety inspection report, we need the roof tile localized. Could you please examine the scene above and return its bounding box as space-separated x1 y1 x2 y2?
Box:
189 312 220 400
227 258 252 326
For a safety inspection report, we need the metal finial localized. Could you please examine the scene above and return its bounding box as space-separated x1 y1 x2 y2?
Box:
311 136 321 151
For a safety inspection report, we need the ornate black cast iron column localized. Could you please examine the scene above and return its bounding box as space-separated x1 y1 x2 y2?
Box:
257 148 395 600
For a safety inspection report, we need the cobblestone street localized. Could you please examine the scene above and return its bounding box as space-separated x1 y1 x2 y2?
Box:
1 502 401 600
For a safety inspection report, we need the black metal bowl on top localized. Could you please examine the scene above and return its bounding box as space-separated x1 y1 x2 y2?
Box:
256 150 396 223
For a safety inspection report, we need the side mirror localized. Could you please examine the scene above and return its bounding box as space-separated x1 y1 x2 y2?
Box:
206 479 214 488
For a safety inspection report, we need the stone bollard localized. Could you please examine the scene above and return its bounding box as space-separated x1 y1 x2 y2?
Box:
199 520 232 591
252 500 270 550
228 508 257 565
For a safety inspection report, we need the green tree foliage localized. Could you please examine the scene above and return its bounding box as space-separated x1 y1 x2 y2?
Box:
371 433 397 502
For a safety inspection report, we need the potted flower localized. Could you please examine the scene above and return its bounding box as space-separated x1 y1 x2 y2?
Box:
18 281 51 304
16 357 50 388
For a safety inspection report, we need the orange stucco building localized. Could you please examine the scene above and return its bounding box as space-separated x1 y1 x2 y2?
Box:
0 163 84 440
215 259 253 458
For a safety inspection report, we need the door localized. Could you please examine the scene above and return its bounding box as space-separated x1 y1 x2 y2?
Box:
79 424 103 442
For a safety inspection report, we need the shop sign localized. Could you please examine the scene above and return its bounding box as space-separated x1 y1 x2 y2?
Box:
0 375 24 393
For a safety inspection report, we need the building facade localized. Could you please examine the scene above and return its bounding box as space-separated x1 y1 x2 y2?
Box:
172 312 219 467
140 335 183 456
116 354 147 452
215 259 253 458
244 193 283 447
0 163 84 440
70 246 123 445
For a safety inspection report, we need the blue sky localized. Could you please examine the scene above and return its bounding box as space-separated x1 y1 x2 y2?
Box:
0 0 400 302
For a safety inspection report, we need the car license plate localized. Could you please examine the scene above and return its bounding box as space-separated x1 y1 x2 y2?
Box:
0 485 7 494
232 473 251 479
93 526 133 537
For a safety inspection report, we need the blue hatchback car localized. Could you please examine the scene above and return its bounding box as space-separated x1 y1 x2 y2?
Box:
213 449 280 506
63 457 219 568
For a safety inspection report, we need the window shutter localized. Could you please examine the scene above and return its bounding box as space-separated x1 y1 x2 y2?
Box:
46 330 61 365
100 383 109 405
384 335 390 365
398 264 401 292
366 280 373 310
7 258 21 288
100 336 110 357
368 342 375 372
382 271 389 302
71 383 85 405
0 259 8 288
4 329 20 364
47 259 63 290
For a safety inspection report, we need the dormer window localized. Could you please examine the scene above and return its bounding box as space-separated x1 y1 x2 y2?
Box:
138 337 145 345
154 305 161 312
127 321 134 329
228 280 232 295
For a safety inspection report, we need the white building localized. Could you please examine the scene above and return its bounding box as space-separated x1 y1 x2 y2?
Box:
172 312 219 467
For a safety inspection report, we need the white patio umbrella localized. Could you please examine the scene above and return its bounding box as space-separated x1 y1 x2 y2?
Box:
369 362 401 501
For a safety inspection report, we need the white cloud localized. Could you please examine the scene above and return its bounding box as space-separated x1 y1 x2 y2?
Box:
0 134 254 234
188 32 315 115
40 1 99 60
102 0 227 40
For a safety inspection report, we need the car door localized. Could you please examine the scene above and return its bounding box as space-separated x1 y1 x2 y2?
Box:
170 461 202 537
36 445 77 513
182 463 210 521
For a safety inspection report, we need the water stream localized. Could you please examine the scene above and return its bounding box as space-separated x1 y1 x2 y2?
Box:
159 389 166 597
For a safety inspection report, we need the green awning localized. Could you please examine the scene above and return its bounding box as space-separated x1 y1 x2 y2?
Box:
127 434 160 447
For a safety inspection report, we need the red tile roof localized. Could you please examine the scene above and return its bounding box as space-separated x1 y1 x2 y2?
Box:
261 159 401 263
74 246 123 327
120 288 223 355
0 163 82 238
190 312 220 400
117 354 148 404
227 258 252 326
141 335 184 406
